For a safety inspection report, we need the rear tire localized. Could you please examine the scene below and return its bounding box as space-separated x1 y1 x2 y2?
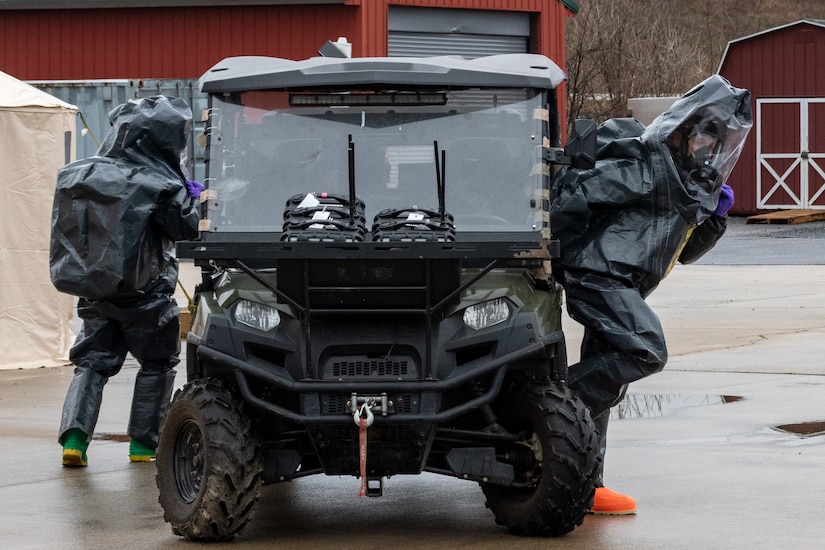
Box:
156 379 263 541
482 382 600 537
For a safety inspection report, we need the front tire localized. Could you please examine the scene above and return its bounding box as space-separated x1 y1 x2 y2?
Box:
156 379 263 541
482 382 600 537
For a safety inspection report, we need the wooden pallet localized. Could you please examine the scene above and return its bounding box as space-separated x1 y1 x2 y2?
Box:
746 209 825 224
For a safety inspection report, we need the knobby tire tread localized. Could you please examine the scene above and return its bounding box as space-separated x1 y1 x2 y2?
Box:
482 383 600 537
156 379 263 541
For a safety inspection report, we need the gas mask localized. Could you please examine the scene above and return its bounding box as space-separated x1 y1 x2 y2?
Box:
670 114 727 192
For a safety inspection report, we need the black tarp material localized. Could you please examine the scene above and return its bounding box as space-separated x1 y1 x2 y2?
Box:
551 75 753 417
50 95 200 301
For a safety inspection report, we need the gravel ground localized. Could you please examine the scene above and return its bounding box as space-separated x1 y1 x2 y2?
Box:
695 214 825 265
724 214 825 238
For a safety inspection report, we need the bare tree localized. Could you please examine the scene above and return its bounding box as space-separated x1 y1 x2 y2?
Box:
565 0 825 126
566 0 704 123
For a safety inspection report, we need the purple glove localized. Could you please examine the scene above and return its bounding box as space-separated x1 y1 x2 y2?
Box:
185 179 204 199
715 183 734 217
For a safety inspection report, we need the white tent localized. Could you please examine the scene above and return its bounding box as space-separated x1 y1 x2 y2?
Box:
0 70 78 369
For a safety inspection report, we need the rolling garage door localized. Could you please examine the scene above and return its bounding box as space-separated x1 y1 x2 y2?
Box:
388 6 529 59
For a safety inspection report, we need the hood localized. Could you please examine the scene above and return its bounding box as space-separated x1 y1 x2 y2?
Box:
96 95 193 172
641 75 753 217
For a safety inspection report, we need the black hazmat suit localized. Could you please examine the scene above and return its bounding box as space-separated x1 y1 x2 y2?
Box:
50 96 200 450
550 75 752 436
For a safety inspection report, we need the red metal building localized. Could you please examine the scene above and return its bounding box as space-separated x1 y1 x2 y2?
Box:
0 1 576 79
1 1 579 163
719 19 825 214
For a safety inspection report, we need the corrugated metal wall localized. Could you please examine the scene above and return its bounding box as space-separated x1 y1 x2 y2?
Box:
1 2 570 78
387 6 529 58
358 0 569 61
0 5 360 80
29 79 208 177
720 22 825 214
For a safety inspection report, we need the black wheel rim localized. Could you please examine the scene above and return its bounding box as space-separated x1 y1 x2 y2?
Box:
174 419 205 504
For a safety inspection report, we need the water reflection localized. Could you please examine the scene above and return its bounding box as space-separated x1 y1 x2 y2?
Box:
610 394 743 419
774 421 825 437
94 432 130 442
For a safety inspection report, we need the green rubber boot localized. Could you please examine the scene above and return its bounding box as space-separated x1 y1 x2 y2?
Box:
62 428 89 467
129 439 156 462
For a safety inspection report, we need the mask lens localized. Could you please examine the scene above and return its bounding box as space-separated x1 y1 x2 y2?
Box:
689 132 717 150
688 133 719 167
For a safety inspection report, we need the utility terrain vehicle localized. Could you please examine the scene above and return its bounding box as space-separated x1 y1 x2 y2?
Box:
158 53 600 541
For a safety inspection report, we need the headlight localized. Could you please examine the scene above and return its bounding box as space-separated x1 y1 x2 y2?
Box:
234 300 281 331
463 298 510 330
188 302 209 339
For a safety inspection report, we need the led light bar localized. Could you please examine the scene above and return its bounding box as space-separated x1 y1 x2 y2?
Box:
289 92 447 106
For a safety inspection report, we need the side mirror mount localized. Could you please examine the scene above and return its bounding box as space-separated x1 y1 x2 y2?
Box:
563 118 597 170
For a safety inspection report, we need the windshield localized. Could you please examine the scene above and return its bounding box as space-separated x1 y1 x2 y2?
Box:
203 88 547 234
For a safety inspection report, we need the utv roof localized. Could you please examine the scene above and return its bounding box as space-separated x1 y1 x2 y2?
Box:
199 54 566 94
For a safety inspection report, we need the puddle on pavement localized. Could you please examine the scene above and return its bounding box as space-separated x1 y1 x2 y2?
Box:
94 433 130 442
773 421 825 438
610 393 743 419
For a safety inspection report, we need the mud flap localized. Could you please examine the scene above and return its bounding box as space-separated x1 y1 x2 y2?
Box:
446 447 515 485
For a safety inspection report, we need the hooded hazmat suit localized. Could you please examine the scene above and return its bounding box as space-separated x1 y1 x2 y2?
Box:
51 95 200 452
550 76 752 479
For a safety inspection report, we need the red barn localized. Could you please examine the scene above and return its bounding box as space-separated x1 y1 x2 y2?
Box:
719 19 825 214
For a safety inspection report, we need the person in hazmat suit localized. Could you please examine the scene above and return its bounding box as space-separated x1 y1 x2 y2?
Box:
50 96 202 467
550 75 752 514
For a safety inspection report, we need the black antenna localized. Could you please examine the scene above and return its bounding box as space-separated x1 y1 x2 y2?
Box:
440 149 446 222
433 141 446 221
348 134 356 225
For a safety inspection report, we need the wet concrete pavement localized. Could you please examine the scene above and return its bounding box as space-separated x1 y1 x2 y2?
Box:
2 218 824 549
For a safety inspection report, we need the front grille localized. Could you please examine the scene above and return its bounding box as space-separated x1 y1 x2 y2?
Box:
326 394 347 414
394 394 414 414
331 359 409 377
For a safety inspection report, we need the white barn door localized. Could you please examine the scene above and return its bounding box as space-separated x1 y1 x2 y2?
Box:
757 98 825 209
